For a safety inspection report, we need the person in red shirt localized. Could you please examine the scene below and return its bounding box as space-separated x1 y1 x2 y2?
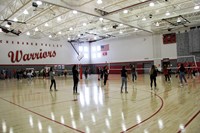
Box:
163 65 170 82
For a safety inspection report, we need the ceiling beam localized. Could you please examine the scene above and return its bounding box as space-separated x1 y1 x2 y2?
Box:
41 0 153 33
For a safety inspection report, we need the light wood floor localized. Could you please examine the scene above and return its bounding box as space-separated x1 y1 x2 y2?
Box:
0 74 199 133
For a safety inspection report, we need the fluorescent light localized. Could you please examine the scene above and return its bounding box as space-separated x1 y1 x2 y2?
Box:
35 27 38 31
36 1 42 6
49 35 52 38
119 24 123 26
194 5 199 10
134 28 138 31
5 24 10 28
69 27 73 31
123 10 128 14
177 17 181 22
155 22 159 26
97 0 102 4
13 17 18 22
57 16 61 21
94 36 97 40
83 23 87 26
119 31 123 34
0 28 2 32
99 17 103 21
26 31 30 35
165 11 170 16
78 34 80 37
44 23 49 27
72 10 78 14
103 27 107 30
149 2 155 7
68 37 71 40
142 17 146 21
58 31 61 34
23 9 29 15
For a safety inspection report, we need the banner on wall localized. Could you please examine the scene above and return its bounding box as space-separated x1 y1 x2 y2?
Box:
102 51 107 56
0 39 61 64
163 33 176 44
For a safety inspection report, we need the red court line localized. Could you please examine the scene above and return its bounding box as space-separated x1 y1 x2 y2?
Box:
177 110 200 133
0 97 85 133
120 92 164 133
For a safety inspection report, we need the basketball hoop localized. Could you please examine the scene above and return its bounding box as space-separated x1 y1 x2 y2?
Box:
77 53 84 61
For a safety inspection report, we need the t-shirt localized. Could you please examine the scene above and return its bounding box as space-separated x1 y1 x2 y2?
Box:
72 69 79 80
179 67 185 73
121 69 127 77
131 67 136 73
49 71 54 80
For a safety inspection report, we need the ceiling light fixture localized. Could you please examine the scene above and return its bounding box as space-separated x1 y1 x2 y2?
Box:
72 10 78 14
58 31 62 34
123 10 128 14
44 23 49 27
35 27 38 31
26 31 30 35
5 24 10 28
13 17 18 22
165 11 170 16
49 35 52 38
194 5 200 10
97 0 102 4
177 17 181 23
119 24 123 26
134 28 138 31
83 23 87 26
78 34 80 37
36 1 42 6
119 31 123 34
0 28 2 32
155 22 159 26
99 17 103 21
94 36 97 40
103 27 107 30
149 2 155 7
68 37 71 40
142 17 146 21
69 27 73 31
23 9 29 15
57 16 61 21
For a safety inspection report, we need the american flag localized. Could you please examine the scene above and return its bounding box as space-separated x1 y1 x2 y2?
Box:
101 44 109 51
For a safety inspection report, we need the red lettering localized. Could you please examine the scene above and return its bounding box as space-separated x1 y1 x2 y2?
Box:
43 52 48 58
48 51 52 57
30 53 36 60
8 51 15 63
52 51 56 57
39 49 43 59
7 49 56 63
23 54 30 61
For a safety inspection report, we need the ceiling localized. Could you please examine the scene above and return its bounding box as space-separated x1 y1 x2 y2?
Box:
0 0 200 43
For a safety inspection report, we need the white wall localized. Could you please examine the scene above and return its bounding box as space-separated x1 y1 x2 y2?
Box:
90 34 177 64
0 34 89 65
0 33 177 65
90 35 154 64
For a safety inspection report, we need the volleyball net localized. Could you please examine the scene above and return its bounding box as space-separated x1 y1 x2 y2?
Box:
105 55 200 74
